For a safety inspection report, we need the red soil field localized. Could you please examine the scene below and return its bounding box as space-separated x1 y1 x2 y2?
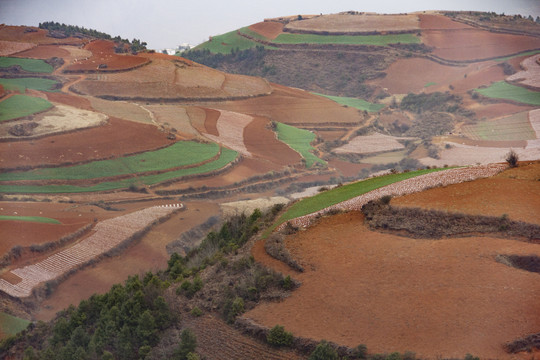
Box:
250 212 540 359
423 28 540 62
419 14 474 30
462 100 534 119
393 161 540 225
0 84 5 98
0 26 85 46
12 45 70 59
138 51 194 66
0 117 172 170
0 40 36 56
204 108 220 136
244 115 302 167
328 159 370 177
34 201 220 321
45 92 94 111
248 21 284 39
64 39 149 72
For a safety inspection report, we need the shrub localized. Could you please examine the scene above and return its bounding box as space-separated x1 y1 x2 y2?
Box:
174 329 197 360
353 344 368 359
505 150 518 168
190 307 203 317
223 296 245 323
309 340 338 360
266 325 294 347
380 195 392 205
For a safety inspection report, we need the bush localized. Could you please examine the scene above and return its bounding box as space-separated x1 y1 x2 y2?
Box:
505 150 518 168
174 329 197 360
309 340 338 360
266 325 294 347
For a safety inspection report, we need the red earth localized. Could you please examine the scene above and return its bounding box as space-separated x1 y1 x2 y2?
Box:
63 39 149 72
419 14 474 30
0 117 173 170
327 159 370 177
12 45 71 59
203 108 220 136
0 26 85 46
248 21 284 40
45 92 94 111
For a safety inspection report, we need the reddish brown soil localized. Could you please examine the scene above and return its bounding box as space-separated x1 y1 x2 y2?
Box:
0 40 36 56
328 159 370 177
0 84 5 98
423 28 540 62
204 108 220 136
462 100 534 119
0 117 172 170
419 14 474 30
63 39 149 72
249 21 284 40
46 92 94 111
138 51 194 65
441 136 527 149
12 45 70 59
244 116 302 167
250 212 540 359
393 162 540 225
0 26 85 45
34 201 220 321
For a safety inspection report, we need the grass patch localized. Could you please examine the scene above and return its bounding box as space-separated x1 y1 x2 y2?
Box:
0 141 221 181
0 148 238 193
424 82 437 88
274 122 326 168
0 95 53 122
238 26 270 41
0 313 31 337
0 215 61 224
267 167 448 234
0 77 60 93
0 57 53 73
193 30 275 54
273 33 420 46
313 93 385 112
494 50 540 62
475 81 540 106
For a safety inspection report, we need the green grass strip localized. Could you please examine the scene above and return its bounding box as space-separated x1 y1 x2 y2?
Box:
475 81 540 106
424 82 437 88
494 49 540 62
273 33 420 46
275 122 326 168
0 312 31 337
0 77 59 93
193 30 275 54
238 26 270 41
0 57 53 73
266 167 448 235
0 141 221 181
313 93 385 112
0 215 61 224
0 148 238 194
0 95 53 122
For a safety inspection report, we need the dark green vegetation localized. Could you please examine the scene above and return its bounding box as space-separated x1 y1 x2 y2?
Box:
0 148 238 193
274 122 326 168
0 215 61 224
475 81 540 106
399 92 472 116
314 93 385 112
266 325 293 347
0 77 60 93
38 22 147 52
0 313 31 337
0 57 53 73
0 95 53 122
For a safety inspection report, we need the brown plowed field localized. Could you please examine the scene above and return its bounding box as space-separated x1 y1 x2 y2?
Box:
249 211 540 359
393 161 540 225
419 14 474 30
0 117 171 170
249 21 284 39
64 39 149 72
0 26 85 46
12 45 70 59
0 40 36 56
183 314 304 360
422 28 540 62
204 108 220 136
45 92 93 111
327 159 370 177
284 14 420 33
463 100 534 119
211 83 363 125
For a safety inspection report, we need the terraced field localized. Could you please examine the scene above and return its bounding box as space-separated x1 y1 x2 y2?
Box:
0 77 59 93
461 111 536 141
0 95 53 121
0 313 30 337
272 32 420 45
313 93 385 112
475 81 540 106
274 122 325 168
0 56 53 73
0 215 60 224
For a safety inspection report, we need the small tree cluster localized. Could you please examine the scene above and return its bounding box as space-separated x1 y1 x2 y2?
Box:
266 325 293 347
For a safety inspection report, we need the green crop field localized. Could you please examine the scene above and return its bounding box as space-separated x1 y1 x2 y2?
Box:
193 30 275 54
0 57 53 73
475 81 540 106
275 122 326 168
495 50 540 62
273 33 420 46
314 93 385 112
266 167 448 235
0 141 221 182
0 312 31 337
0 77 60 93
238 27 270 41
461 112 535 141
424 82 437 88
0 148 238 194
0 215 61 224
0 95 53 122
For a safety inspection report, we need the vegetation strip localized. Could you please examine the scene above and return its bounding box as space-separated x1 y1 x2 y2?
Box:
475 81 540 106
192 30 275 54
274 122 326 168
0 57 53 73
0 141 221 182
273 32 420 45
0 313 30 337
0 148 238 193
313 92 385 112
0 95 53 122
494 49 540 62
0 77 60 93
0 215 61 224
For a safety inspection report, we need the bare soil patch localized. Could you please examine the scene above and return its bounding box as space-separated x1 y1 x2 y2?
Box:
333 133 410 154
12 45 70 59
463 100 533 120
284 14 420 34
145 104 198 139
0 26 85 46
88 97 152 123
507 53 540 90
249 211 540 359
0 41 36 56
45 92 93 111
419 14 474 30
328 159 370 177
203 108 220 136
249 21 284 39
0 117 171 170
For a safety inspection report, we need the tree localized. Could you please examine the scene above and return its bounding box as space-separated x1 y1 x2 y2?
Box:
505 149 518 168
266 325 293 347
174 329 197 360
309 340 338 360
